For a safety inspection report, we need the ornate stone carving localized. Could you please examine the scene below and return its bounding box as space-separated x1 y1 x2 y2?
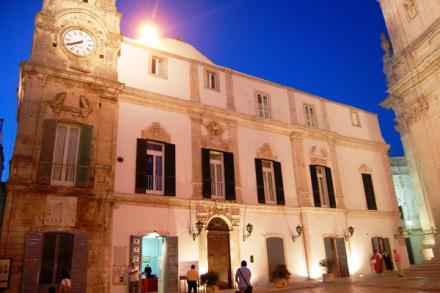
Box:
381 33 393 58
141 122 171 143
194 202 240 229
47 92 93 118
403 0 419 19
201 120 230 151
359 164 372 174
310 145 328 166
396 96 429 127
256 143 277 160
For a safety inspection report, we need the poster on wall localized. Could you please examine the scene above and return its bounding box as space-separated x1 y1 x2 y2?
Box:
0 258 12 289
112 265 127 285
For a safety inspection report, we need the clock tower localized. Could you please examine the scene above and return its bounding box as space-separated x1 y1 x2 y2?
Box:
0 0 123 292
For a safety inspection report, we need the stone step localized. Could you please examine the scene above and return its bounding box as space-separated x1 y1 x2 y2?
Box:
403 258 440 277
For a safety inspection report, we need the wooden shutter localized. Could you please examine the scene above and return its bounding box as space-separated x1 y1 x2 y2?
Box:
310 165 320 207
165 237 179 293
223 151 236 200
76 124 93 187
21 232 43 293
273 161 285 205
202 148 211 199
71 234 88 293
336 238 350 277
37 120 57 184
325 167 336 208
323 237 334 273
135 139 147 193
362 173 377 210
255 159 265 203
371 237 380 251
164 143 176 196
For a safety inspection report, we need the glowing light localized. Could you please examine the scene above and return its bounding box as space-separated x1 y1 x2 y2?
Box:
139 24 160 45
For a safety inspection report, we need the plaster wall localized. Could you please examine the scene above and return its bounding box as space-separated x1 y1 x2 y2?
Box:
236 127 297 206
115 101 193 197
118 43 191 100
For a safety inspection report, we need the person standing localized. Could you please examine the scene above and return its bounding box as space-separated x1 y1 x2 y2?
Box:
382 251 393 272
393 248 404 276
370 249 382 274
235 260 252 293
129 261 140 293
186 264 199 293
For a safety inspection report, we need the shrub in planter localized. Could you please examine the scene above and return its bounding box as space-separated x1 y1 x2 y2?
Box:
271 264 291 288
319 259 335 283
200 271 220 292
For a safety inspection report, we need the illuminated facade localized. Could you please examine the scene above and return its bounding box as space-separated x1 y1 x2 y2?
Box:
0 0 407 292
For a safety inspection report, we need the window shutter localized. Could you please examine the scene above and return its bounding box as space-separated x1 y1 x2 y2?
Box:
164 237 179 293
71 234 88 293
202 148 211 199
135 139 147 194
165 143 176 196
325 167 336 208
362 173 377 210
273 161 285 205
371 237 380 252
223 151 236 201
255 159 265 203
38 120 57 184
76 124 93 187
310 165 320 207
336 237 350 277
21 232 43 293
323 237 334 273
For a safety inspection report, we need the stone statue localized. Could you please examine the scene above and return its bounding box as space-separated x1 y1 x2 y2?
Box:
381 33 392 58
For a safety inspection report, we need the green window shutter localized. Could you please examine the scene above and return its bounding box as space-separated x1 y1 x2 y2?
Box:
135 139 147 194
71 234 89 293
309 165 320 207
37 119 57 184
325 167 336 208
273 161 285 205
75 124 93 188
223 151 236 201
255 159 265 203
164 143 176 196
202 148 211 199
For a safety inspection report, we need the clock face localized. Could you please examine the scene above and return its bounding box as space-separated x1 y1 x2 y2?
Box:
63 29 95 56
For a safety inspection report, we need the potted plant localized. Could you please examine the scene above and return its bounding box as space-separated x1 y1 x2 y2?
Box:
319 259 335 283
271 264 291 288
200 271 219 293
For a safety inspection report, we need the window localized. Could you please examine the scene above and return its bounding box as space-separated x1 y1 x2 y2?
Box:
362 173 377 210
146 142 164 194
303 104 317 128
256 93 271 118
255 159 285 205
150 55 167 78
350 110 361 127
135 139 175 196
202 148 236 200
51 124 80 186
310 165 336 208
205 70 219 91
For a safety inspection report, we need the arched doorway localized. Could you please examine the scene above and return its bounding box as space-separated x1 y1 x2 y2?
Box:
207 217 231 289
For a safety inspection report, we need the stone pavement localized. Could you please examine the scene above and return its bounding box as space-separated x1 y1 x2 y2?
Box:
217 273 440 292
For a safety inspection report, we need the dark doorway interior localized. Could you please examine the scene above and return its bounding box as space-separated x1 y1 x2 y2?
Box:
266 237 285 281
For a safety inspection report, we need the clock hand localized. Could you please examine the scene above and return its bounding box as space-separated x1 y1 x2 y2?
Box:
66 40 84 46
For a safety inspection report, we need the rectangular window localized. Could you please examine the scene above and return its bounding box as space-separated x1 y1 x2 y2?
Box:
262 160 276 204
257 93 271 118
146 142 164 194
362 173 377 210
150 56 166 77
350 110 361 127
316 166 329 207
51 124 80 186
210 151 224 199
207 71 217 90
304 104 317 128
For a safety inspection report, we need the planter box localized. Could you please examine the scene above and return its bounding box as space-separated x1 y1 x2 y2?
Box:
323 273 335 283
274 278 288 288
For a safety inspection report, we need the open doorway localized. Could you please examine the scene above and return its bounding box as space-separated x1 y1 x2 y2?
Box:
141 236 165 292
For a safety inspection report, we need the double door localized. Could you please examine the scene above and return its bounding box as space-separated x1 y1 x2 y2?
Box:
324 237 349 278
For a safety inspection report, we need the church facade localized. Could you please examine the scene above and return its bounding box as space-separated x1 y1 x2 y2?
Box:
380 0 440 259
1 0 407 292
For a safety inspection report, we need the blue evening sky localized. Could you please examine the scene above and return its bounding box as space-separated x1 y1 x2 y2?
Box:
0 0 403 181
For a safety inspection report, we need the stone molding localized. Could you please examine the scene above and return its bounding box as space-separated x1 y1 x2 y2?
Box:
141 122 171 143
310 145 328 166
395 96 429 129
256 143 277 161
201 120 230 151
359 163 373 174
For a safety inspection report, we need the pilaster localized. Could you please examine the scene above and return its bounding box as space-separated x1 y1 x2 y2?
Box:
190 63 200 103
329 140 345 209
290 133 311 207
287 89 298 125
227 120 242 202
190 113 203 199
226 70 235 111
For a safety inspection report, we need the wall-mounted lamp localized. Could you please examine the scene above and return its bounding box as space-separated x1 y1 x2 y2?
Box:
344 226 355 241
394 226 404 239
291 225 303 241
192 220 203 241
243 223 253 241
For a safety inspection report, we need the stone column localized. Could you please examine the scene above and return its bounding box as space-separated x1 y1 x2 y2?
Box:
290 133 311 207
190 63 200 103
190 113 203 199
328 140 345 208
225 70 235 111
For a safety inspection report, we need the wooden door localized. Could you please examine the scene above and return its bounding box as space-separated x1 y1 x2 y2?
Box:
335 238 349 277
266 237 285 281
208 231 231 289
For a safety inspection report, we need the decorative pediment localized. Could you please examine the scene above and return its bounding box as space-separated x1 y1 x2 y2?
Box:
201 120 230 151
141 122 171 143
47 92 93 118
310 145 328 165
195 202 240 228
256 143 277 161
359 164 372 174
